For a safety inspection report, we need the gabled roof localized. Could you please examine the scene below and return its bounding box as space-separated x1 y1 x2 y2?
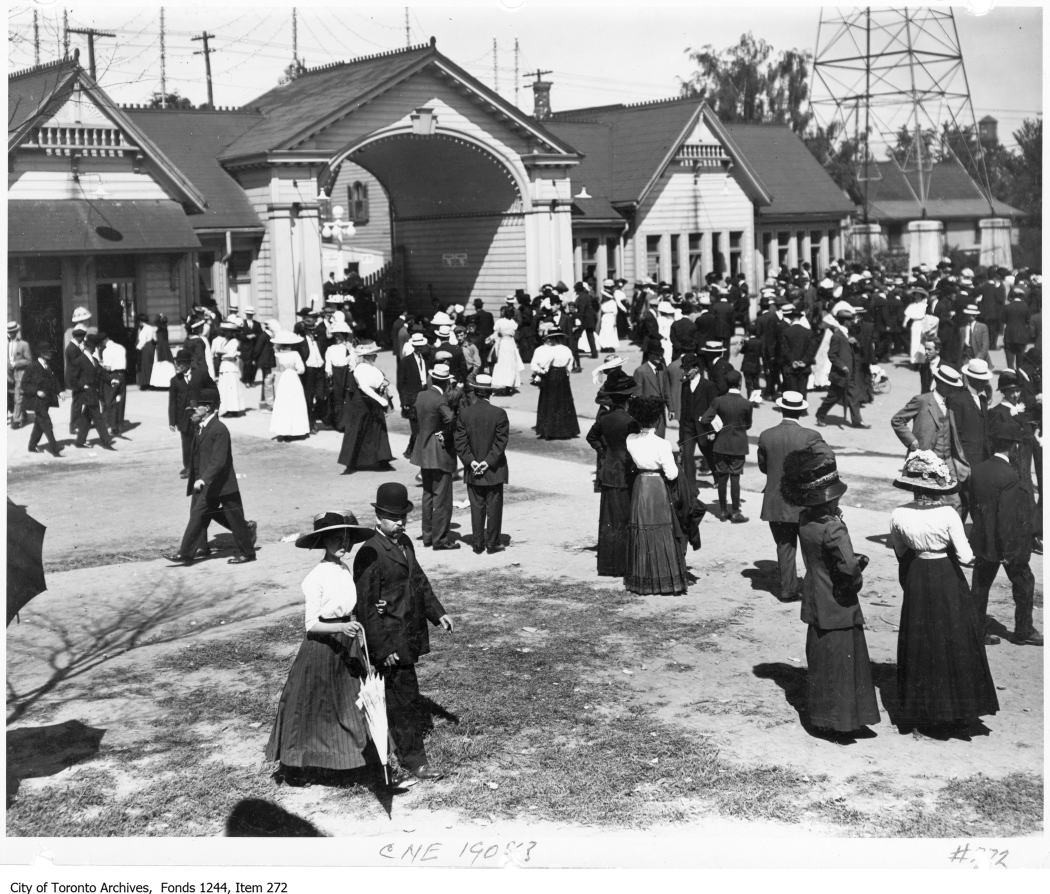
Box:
8 58 208 213
125 108 265 231
544 97 770 211
863 160 1023 221
221 40 578 162
722 123 854 220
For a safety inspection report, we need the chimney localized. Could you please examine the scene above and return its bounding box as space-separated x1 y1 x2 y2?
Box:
531 75 552 121
978 115 998 148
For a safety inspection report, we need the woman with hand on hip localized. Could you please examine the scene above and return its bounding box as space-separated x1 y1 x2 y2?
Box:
338 342 395 472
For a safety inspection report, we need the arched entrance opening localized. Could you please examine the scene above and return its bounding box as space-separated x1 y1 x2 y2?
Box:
326 131 527 311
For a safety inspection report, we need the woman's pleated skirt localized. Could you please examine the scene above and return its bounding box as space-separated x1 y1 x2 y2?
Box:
806 625 881 732
624 474 687 595
265 631 371 770
597 485 630 577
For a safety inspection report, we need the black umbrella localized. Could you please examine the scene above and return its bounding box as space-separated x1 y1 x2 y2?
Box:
7 499 47 625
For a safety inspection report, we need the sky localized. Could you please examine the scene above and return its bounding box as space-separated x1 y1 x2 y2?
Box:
6 1 1043 149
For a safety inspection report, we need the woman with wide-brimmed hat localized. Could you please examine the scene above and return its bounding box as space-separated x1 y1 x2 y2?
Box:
780 448 880 739
530 323 579 439
338 342 395 472
889 450 998 735
269 331 310 440
265 510 382 786
215 320 249 416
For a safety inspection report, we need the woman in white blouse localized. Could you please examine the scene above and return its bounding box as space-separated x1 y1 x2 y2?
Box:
265 511 379 786
531 324 579 439
488 306 524 393
269 332 310 440
889 451 998 735
337 342 395 472
215 320 248 415
624 394 687 595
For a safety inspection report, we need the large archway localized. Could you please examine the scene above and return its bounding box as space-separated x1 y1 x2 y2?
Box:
331 131 527 310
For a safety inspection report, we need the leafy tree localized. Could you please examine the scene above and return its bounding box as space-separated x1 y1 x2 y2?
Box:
679 33 813 134
277 60 307 86
149 91 194 109
803 121 862 204
1001 118 1041 218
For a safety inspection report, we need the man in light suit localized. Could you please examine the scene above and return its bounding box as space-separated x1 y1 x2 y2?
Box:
757 392 832 601
956 304 990 364
166 388 256 565
632 348 671 437
455 373 510 554
7 322 32 428
411 363 458 551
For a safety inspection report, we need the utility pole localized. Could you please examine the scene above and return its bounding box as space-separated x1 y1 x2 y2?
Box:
66 27 116 80
33 10 40 65
514 38 519 107
192 31 216 108
62 9 69 57
493 39 498 93
405 7 410 47
160 8 167 107
292 7 299 69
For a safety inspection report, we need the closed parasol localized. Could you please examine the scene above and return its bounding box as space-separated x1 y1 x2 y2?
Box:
7 500 47 625
355 631 390 785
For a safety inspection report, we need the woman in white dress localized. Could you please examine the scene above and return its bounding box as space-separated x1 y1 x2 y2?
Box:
903 288 932 366
597 292 620 351
656 301 676 366
270 333 310 440
488 306 524 394
216 320 248 415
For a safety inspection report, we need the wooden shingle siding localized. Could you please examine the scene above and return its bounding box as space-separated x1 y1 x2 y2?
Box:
395 213 525 312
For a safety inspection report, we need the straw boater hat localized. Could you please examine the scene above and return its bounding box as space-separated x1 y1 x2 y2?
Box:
468 372 494 393
961 303 980 316
294 510 373 549
219 320 240 331
774 391 808 415
430 363 451 381
893 450 958 493
272 331 303 346
409 332 429 347
700 340 725 354
781 449 848 506
372 482 414 517
353 341 381 356
7 321 20 334
329 321 352 335
71 306 92 323
961 358 992 382
243 305 256 315
932 364 964 388
431 311 453 327
657 300 675 315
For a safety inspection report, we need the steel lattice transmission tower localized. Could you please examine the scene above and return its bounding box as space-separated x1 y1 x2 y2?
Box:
810 7 996 223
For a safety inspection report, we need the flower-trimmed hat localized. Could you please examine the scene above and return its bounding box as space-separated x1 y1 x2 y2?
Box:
893 449 958 493
295 510 373 549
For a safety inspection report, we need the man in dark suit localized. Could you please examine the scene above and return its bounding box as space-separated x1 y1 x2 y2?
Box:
710 287 735 352
778 305 816 396
669 302 698 361
470 299 495 370
354 482 454 782
239 306 264 385
700 340 734 395
947 359 993 521
816 309 868 428
755 297 783 399
1003 288 1032 371
700 369 753 522
454 373 510 554
677 353 718 496
433 324 467 383
22 343 63 456
166 388 256 565
169 350 217 478
955 304 991 364
632 349 671 437
397 333 433 459
634 294 662 358
969 421 1042 646
68 333 115 450
574 283 599 359
411 364 458 550
978 267 1006 350
757 392 832 601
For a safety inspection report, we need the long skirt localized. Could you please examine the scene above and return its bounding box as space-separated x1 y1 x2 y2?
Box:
535 367 579 439
625 473 687 595
338 389 394 469
806 625 881 732
137 342 155 389
270 368 310 437
329 366 349 431
896 555 999 726
149 360 175 389
264 629 371 770
491 338 523 390
218 366 248 413
598 311 619 350
597 485 630 577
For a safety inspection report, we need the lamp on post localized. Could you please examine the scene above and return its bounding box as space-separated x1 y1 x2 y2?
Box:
321 204 356 243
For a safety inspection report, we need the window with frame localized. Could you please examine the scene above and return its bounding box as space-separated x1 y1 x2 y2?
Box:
347 181 369 224
646 235 662 280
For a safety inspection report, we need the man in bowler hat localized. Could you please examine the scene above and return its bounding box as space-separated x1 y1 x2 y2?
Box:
354 483 454 782
454 373 510 554
21 343 64 456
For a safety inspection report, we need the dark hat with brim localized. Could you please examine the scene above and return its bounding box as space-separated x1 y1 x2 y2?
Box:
34 342 54 357
372 482 414 517
295 510 374 549
782 450 848 506
996 370 1021 391
194 387 221 407
601 368 638 395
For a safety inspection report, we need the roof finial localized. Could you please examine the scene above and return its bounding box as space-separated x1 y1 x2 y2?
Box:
429 36 436 48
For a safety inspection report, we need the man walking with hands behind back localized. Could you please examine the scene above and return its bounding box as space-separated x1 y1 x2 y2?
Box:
354 483 454 784
455 373 510 554
411 363 459 550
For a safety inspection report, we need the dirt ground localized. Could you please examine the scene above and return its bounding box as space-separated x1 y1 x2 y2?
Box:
5 339 1044 863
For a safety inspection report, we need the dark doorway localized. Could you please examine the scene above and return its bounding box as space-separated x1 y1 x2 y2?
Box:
18 285 64 377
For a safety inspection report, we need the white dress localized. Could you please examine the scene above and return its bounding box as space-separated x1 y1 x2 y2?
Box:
490 318 523 390
270 350 310 437
903 301 928 365
598 298 619 350
216 336 248 413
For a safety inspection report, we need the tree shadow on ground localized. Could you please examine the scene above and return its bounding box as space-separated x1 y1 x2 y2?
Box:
6 719 106 806
226 798 323 836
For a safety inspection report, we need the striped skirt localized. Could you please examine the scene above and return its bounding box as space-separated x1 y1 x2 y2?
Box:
264 629 371 770
624 473 687 595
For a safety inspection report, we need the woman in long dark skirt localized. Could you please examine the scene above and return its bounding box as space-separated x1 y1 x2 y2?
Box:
148 314 176 389
585 368 637 576
531 325 579 439
781 448 880 739
266 511 381 786
338 342 394 472
889 450 998 735
623 395 687 595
